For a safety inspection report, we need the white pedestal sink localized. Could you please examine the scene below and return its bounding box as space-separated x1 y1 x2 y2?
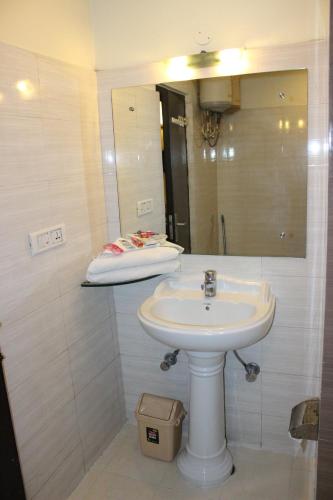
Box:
138 272 275 487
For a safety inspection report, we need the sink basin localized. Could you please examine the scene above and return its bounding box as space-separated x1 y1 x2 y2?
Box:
138 273 275 352
137 271 275 487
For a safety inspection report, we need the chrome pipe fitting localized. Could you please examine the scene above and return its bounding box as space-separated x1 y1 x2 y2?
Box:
160 349 180 371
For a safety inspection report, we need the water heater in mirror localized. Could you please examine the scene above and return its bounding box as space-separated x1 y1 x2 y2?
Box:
199 76 240 113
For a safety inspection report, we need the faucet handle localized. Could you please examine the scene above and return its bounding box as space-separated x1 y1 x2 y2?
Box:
204 270 216 281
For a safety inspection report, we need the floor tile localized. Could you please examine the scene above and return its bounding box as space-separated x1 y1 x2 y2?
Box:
68 424 316 500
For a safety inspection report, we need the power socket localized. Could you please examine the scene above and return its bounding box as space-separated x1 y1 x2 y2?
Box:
29 224 66 255
137 198 153 217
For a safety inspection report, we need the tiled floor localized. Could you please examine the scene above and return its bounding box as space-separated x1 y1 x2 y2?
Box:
68 424 316 500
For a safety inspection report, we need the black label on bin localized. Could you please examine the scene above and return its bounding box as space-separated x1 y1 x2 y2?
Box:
146 427 159 444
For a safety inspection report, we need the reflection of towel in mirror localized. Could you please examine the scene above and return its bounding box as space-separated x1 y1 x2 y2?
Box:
160 240 184 253
87 246 181 276
87 259 180 284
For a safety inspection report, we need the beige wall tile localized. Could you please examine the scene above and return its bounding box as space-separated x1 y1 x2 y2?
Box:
20 400 81 498
32 445 85 500
76 361 124 469
1 299 67 391
0 43 41 117
0 41 125 499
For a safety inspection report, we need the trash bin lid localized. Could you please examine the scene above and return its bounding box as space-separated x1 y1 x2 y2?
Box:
138 393 175 421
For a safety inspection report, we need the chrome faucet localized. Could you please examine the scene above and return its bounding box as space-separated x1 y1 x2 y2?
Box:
203 270 217 297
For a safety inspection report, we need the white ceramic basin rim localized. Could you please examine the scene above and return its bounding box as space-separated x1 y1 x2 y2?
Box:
138 273 275 352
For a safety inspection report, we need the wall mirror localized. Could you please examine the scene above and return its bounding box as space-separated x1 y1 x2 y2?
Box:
111 69 308 257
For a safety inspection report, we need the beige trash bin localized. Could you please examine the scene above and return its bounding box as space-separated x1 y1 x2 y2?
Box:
135 393 186 461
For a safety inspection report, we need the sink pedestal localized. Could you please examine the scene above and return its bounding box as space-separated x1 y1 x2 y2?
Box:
177 352 233 487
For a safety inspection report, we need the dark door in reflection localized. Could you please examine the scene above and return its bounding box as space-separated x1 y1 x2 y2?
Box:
157 85 191 253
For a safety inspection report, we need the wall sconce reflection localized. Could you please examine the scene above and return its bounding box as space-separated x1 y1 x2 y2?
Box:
104 150 114 165
209 148 217 161
222 147 235 160
16 79 35 99
202 146 219 162
278 119 306 131
278 119 292 131
308 140 321 155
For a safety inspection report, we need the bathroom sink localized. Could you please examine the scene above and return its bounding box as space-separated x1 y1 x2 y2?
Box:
138 271 275 486
138 272 275 352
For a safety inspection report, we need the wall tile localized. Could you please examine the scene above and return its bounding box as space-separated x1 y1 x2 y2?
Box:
84 171 108 229
61 286 112 345
69 317 118 395
20 400 81 498
1 299 67 391
47 175 91 238
55 232 94 295
32 445 85 500
124 392 142 423
9 351 75 448
0 181 53 270
180 254 262 279
0 250 60 325
307 104 329 167
41 118 84 180
0 42 41 117
261 325 322 378
121 355 189 405
225 368 262 414
289 465 316 500
76 361 124 469
263 275 325 329
262 415 299 455
0 41 125 499
113 277 165 315
0 116 45 187
262 372 320 420
307 164 328 223
38 57 81 121
226 410 261 447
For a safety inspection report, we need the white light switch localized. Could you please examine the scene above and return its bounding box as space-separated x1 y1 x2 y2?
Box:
29 224 66 255
137 198 153 216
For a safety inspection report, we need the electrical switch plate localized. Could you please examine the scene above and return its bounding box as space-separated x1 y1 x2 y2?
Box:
29 224 66 255
137 198 153 217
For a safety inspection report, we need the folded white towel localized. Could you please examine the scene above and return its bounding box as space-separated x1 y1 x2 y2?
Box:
87 259 180 284
88 246 180 275
161 240 184 253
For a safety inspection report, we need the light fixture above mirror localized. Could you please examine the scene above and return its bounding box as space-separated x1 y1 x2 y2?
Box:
165 48 248 81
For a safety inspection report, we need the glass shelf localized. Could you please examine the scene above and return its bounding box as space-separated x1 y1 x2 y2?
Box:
81 274 161 287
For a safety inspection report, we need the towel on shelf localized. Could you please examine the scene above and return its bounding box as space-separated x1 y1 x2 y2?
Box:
86 259 180 284
88 246 180 275
160 240 184 253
